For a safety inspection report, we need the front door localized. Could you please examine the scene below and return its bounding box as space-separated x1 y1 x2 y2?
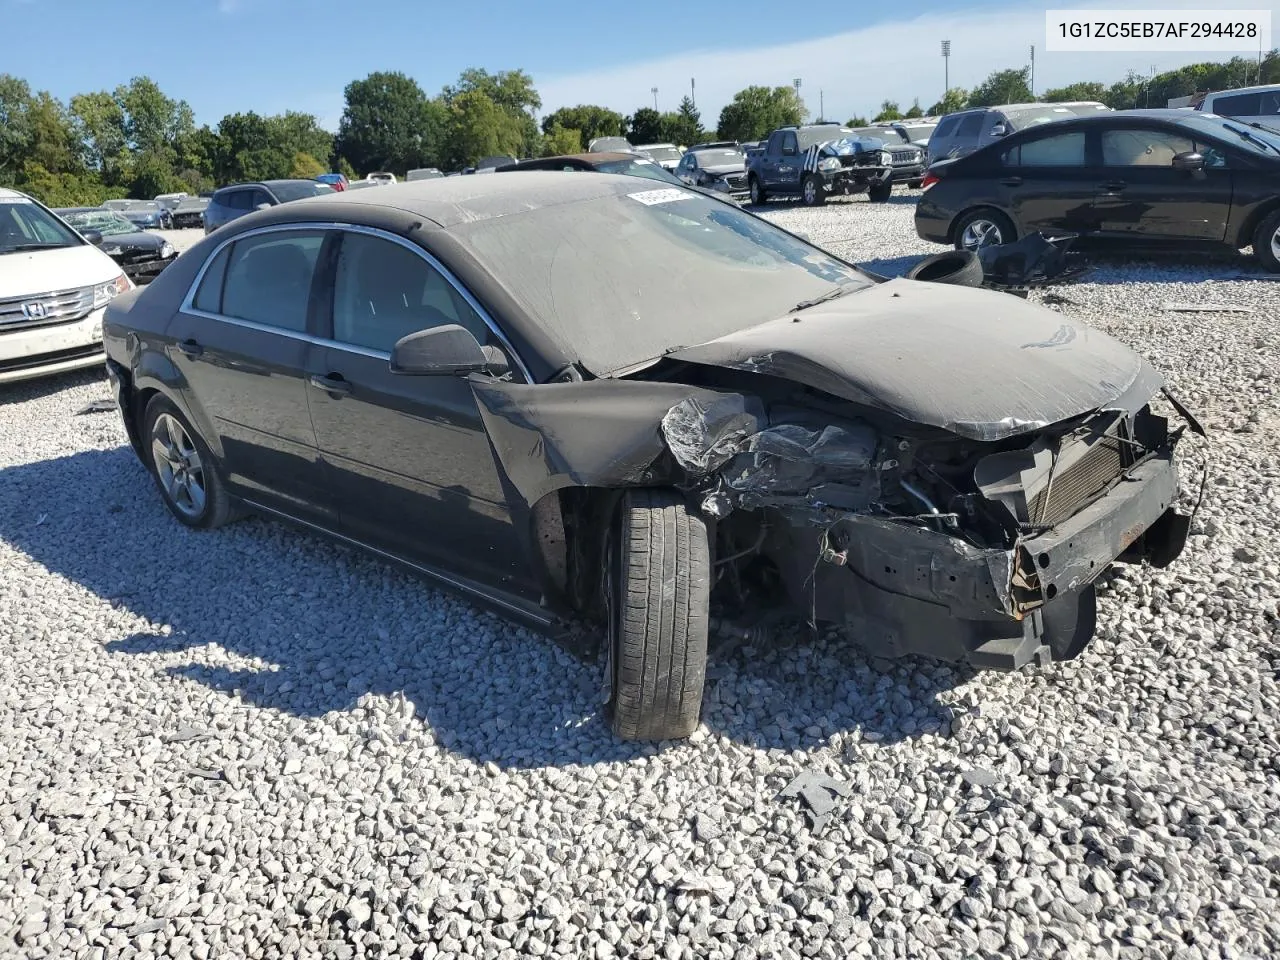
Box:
305 229 538 600
169 227 332 521
1092 124 1234 241
997 128 1102 236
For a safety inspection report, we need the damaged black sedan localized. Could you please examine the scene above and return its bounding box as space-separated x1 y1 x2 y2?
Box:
102 174 1196 742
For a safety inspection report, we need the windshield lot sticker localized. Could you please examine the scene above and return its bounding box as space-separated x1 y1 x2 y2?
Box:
628 188 694 205
0 197 32 204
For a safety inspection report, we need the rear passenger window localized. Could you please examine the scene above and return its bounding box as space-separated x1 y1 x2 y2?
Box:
220 231 326 332
1211 92 1261 116
220 191 251 211
934 116 959 138
331 232 489 353
192 245 231 313
1003 132 1086 166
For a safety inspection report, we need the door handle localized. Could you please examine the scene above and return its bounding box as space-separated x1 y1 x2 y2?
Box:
999 176 1022 186
176 339 202 359
1102 180 1127 191
308 373 352 396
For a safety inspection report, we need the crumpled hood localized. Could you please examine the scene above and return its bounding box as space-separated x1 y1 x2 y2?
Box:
666 278 1164 441
699 162 747 175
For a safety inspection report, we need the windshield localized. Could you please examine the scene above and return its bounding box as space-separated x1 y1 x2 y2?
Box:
271 181 335 202
595 158 681 184
590 137 632 152
455 188 869 375
846 128 892 144
63 210 139 236
640 146 682 162
0 196 82 254
1005 106 1074 129
691 149 745 164
1179 114 1280 154
128 201 161 211
899 123 937 141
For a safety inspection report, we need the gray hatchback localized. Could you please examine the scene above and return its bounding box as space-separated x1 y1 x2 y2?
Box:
203 179 335 234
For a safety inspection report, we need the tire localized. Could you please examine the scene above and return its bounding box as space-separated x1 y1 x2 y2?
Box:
906 250 984 287
603 489 710 741
748 175 767 205
1253 208 1280 273
953 208 1016 252
801 174 826 207
867 181 893 203
908 178 924 189
142 394 239 530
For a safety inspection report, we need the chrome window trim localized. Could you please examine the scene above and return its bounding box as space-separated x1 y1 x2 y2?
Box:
178 220 534 382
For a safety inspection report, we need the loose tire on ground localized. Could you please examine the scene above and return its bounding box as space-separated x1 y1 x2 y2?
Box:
905 249 985 287
868 181 893 203
603 489 710 741
1253 208 1280 273
142 394 240 530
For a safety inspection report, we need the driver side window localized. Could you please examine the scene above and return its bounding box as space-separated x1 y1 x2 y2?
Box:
331 232 489 354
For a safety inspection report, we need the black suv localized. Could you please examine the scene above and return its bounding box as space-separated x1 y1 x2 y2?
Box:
203 180 335 234
747 124 899 206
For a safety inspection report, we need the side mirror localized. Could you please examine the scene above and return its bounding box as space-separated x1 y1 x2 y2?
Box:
1172 151 1205 172
82 229 103 245
990 123 1008 137
390 324 510 377
255 202 273 211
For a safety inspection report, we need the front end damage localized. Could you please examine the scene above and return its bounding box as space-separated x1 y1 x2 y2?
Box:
656 392 1196 668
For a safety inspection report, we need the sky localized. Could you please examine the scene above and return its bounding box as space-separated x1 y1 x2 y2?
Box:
5 0 1277 131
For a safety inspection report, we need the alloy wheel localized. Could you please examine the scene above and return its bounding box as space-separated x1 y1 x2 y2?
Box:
960 219 1003 250
1272 224 1280 264
803 179 817 204
150 413 207 519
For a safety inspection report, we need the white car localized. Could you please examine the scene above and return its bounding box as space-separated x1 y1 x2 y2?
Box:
365 172 397 185
0 188 132 384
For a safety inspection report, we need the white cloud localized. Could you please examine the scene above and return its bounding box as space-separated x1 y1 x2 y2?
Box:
535 0 1278 123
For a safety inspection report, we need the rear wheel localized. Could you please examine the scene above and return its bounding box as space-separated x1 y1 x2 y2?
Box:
1253 208 1280 272
748 175 767 205
602 489 710 741
801 174 826 207
143 395 239 530
954 208 1016 251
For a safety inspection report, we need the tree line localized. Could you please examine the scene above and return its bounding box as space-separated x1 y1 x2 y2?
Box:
1 51 1275 207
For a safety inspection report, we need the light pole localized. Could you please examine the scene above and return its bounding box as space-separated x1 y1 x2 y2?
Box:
819 89 824 122
651 87 658 111
793 78 802 121
1029 45 1035 97
941 40 951 99
691 77 695 108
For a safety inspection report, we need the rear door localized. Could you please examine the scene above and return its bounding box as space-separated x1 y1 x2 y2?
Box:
305 228 538 599
1092 123 1233 241
997 127 1102 235
169 226 332 520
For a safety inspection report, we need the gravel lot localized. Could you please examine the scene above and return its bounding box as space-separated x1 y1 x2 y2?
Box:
3 198 1279 960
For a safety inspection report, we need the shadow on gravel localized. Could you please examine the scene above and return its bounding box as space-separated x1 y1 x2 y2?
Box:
0 366 107 407
0 445 968 768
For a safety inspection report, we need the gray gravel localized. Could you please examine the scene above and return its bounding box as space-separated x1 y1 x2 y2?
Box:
3 196 1279 960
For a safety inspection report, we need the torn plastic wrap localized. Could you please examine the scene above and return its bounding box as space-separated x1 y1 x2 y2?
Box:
978 232 1090 292
660 394 766 474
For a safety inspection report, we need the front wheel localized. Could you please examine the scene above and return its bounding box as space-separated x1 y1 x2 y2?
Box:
868 181 893 203
602 489 710 741
1253 208 1280 272
801 174 826 207
748 176 767 205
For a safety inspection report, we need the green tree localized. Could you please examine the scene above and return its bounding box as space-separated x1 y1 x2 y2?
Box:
927 88 969 116
540 105 626 144
666 97 704 146
446 90 524 168
716 86 805 141
540 123 582 156
1042 81 1107 103
269 112 333 167
289 152 327 179
0 75 35 184
968 68 1033 108
846 115 870 127
129 151 181 199
115 77 193 156
214 112 291 182
27 92 80 175
627 107 665 144
443 68 541 158
873 100 902 122
69 90 129 183
904 99 925 119
337 71 438 175
337 156 357 180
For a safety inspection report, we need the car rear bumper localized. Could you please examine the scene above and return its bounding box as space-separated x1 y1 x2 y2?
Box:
121 257 175 284
0 307 106 384
765 451 1186 668
914 197 952 244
